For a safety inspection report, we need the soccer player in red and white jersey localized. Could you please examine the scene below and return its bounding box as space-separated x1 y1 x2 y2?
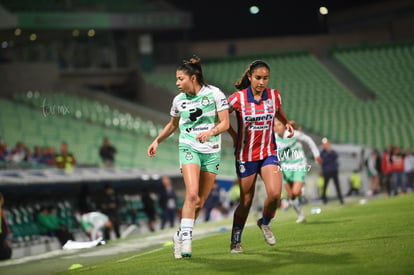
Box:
227 60 293 253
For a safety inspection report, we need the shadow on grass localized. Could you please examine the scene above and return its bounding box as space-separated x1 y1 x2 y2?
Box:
186 248 353 273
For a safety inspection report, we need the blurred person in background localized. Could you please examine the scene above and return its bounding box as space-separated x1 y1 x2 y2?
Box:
141 188 157 232
203 182 221 222
147 56 229 258
365 149 381 196
381 145 393 196
274 119 322 223
99 184 121 239
390 145 405 195
159 176 178 230
55 142 76 172
0 193 12 260
80 211 112 241
320 137 344 205
36 205 74 247
227 60 293 253
347 169 361 196
99 137 117 168
404 149 414 192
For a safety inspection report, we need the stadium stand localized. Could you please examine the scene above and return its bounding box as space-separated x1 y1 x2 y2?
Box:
144 47 414 149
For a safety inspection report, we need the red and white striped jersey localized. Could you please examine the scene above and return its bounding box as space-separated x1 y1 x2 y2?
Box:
228 87 282 162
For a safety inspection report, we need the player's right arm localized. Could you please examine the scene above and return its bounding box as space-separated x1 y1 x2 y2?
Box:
147 116 180 157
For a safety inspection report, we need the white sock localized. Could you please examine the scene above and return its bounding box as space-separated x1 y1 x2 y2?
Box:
289 199 304 216
180 218 194 241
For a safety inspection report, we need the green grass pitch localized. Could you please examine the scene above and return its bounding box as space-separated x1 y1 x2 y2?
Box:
2 193 414 275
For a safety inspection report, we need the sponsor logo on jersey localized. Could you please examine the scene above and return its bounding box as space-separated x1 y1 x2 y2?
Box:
248 124 269 130
245 114 273 122
185 126 209 133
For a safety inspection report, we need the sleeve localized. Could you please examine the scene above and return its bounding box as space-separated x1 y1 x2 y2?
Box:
275 89 282 109
170 95 180 118
295 131 320 158
214 89 229 112
228 92 240 113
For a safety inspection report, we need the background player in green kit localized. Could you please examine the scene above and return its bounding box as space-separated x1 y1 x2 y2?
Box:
147 56 229 258
274 120 322 223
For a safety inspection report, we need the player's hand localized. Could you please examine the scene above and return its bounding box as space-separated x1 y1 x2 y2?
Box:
315 156 322 164
147 142 158 157
196 131 212 143
285 123 294 138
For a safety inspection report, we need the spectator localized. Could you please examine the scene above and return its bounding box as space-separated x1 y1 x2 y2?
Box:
0 193 12 260
203 182 221 222
36 205 74 247
80 211 112 241
404 149 414 192
320 137 344 205
381 145 393 196
141 188 156 232
99 137 117 168
98 184 121 239
78 184 94 215
55 142 76 172
347 170 361 196
390 146 405 195
11 141 29 163
365 149 381 196
0 139 9 162
159 176 177 230
29 145 42 165
40 146 56 166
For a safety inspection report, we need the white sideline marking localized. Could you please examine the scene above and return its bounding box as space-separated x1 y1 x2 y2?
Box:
117 248 164 263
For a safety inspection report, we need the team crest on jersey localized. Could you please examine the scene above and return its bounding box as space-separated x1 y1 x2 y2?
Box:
265 99 273 107
185 152 193 161
201 96 210 106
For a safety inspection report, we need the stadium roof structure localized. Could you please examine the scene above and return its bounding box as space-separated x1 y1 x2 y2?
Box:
0 0 192 31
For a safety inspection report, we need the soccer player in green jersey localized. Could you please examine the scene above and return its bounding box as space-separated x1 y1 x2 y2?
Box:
274 120 322 223
147 56 229 258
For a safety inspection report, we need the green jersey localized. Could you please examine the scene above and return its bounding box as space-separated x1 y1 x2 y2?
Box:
276 130 320 171
170 85 229 153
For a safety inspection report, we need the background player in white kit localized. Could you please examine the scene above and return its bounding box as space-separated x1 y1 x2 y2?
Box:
147 56 229 258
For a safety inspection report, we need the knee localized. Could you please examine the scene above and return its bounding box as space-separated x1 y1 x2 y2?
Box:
267 191 281 203
292 190 302 198
186 191 201 208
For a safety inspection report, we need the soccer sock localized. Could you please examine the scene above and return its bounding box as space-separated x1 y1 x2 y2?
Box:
180 218 194 241
231 214 247 244
261 209 275 225
289 198 304 216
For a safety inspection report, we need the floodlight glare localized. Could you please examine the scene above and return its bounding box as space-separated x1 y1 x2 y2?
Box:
249 5 260 15
319 6 328 15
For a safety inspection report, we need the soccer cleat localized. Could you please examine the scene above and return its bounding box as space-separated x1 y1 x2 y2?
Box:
173 233 182 259
181 239 192 258
296 215 306 223
257 218 276 246
230 243 243 253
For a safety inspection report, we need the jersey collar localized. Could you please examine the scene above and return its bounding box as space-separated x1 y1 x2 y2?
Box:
247 86 268 104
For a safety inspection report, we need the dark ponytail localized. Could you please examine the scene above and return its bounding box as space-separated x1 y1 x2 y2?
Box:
177 55 208 86
234 60 270 90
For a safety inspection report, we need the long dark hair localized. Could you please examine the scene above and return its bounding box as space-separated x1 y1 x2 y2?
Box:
177 55 208 86
234 60 270 90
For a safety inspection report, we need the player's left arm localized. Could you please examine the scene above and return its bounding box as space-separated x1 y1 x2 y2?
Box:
296 131 322 164
276 107 294 138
